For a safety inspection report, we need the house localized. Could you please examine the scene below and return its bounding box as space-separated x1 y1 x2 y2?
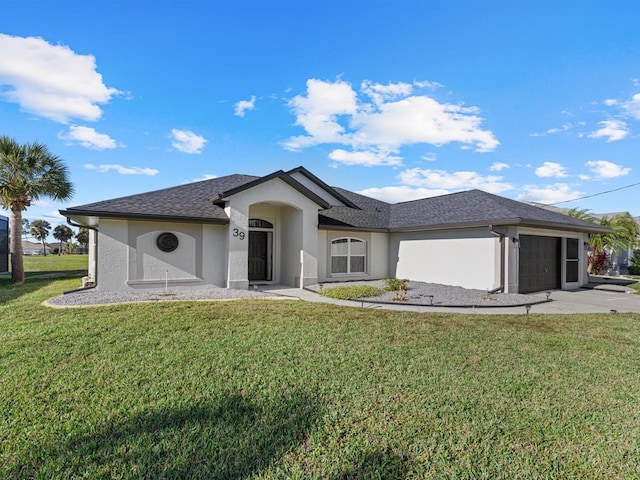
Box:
60 166 611 294
22 240 51 256
590 212 640 275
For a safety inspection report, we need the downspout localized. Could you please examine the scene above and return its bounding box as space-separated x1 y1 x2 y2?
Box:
488 225 505 294
64 218 98 293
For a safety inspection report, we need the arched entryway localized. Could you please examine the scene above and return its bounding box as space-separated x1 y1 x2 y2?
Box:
248 218 273 282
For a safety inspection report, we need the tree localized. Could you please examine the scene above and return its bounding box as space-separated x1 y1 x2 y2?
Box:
22 218 30 241
30 220 51 255
0 136 73 284
567 208 640 274
76 227 89 252
53 224 75 254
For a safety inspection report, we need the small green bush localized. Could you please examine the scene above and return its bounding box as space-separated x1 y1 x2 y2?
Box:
383 277 408 292
319 285 384 300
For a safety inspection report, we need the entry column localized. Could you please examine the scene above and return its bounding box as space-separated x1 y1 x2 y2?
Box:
225 204 249 289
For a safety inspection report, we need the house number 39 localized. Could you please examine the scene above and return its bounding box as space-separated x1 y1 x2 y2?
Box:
233 228 245 240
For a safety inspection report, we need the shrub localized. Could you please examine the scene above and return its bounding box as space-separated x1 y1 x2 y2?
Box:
319 285 384 300
383 278 408 292
629 250 640 275
588 251 608 275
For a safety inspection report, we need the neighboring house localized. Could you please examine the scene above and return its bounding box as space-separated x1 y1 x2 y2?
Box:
22 240 51 256
0 215 8 273
60 166 611 294
590 213 640 275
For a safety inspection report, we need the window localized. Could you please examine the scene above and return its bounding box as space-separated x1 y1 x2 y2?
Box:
249 219 273 229
156 232 179 252
331 238 366 274
565 238 579 283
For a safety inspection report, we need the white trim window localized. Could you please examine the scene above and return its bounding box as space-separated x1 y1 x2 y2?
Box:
331 238 366 274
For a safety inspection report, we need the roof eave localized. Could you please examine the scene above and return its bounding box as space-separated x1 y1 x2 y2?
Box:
317 224 388 233
389 217 615 234
60 209 229 226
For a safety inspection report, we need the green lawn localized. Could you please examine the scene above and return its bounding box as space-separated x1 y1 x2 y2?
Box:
1 258 640 478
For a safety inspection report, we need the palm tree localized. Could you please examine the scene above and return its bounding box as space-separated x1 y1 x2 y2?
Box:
30 220 51 255
0 136 73 284
53 224 75 254
75 227 89 253
567 208 639 273
22 218 30 241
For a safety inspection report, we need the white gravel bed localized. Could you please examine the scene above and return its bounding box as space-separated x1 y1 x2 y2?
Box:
308 280 548 307
46 285 274 307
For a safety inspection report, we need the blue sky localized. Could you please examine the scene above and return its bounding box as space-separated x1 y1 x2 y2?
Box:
2 0 639 239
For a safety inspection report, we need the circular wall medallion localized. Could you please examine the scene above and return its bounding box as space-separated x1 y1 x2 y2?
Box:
156 232 179 252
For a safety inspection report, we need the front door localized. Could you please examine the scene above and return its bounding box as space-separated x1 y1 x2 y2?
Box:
248 231 270 281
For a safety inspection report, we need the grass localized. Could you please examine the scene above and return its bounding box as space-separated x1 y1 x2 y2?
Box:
1 257 640 478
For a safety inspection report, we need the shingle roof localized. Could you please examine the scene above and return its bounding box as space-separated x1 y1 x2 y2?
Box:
318 187 390 230
61 174 259 223
385 189 612 233
61 169 610 234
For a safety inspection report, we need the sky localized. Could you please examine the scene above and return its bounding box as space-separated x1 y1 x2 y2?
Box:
1 0 640 240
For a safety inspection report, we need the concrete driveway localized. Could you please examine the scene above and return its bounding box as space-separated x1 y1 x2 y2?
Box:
265 285 640 315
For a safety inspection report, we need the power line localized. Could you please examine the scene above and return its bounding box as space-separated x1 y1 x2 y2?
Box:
547 181 640 206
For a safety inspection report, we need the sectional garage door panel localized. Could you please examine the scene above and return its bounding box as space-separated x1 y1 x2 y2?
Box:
518 235 561 293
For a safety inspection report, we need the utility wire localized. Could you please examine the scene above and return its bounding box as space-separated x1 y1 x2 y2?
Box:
547 181 640 206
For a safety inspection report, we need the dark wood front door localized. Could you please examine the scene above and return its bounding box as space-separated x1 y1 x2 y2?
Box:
248 231 269 281
518 235 561 293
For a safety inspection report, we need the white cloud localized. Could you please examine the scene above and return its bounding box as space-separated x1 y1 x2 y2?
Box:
604 98 618 106
186 174 218 183
413 80 444 90
535 162 568 178
530 123 572 137
489 162 509 172
170 129 207 154
587 120 629 142
621 93 640 119
357 186 449 203
0 34 121 123
585 160 631 178
328 149 402 167
85 163 158 176
361 80 413 106
516 183 583 204
284 78 358 150
283 78 498 159
397 168 512 194
44 210 66 221
421 152 437 162
234 95 256 117
58 125 117 150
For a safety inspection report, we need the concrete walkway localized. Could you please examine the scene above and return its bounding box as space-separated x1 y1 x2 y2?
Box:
260 285 640 315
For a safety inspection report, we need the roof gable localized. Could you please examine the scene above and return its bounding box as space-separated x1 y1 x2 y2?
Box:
287 167 360 208
210 169 332 209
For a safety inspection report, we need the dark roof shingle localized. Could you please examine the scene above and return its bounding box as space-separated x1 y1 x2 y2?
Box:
61 170 610 234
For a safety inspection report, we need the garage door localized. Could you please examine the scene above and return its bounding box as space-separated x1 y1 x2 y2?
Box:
518 235 561 293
